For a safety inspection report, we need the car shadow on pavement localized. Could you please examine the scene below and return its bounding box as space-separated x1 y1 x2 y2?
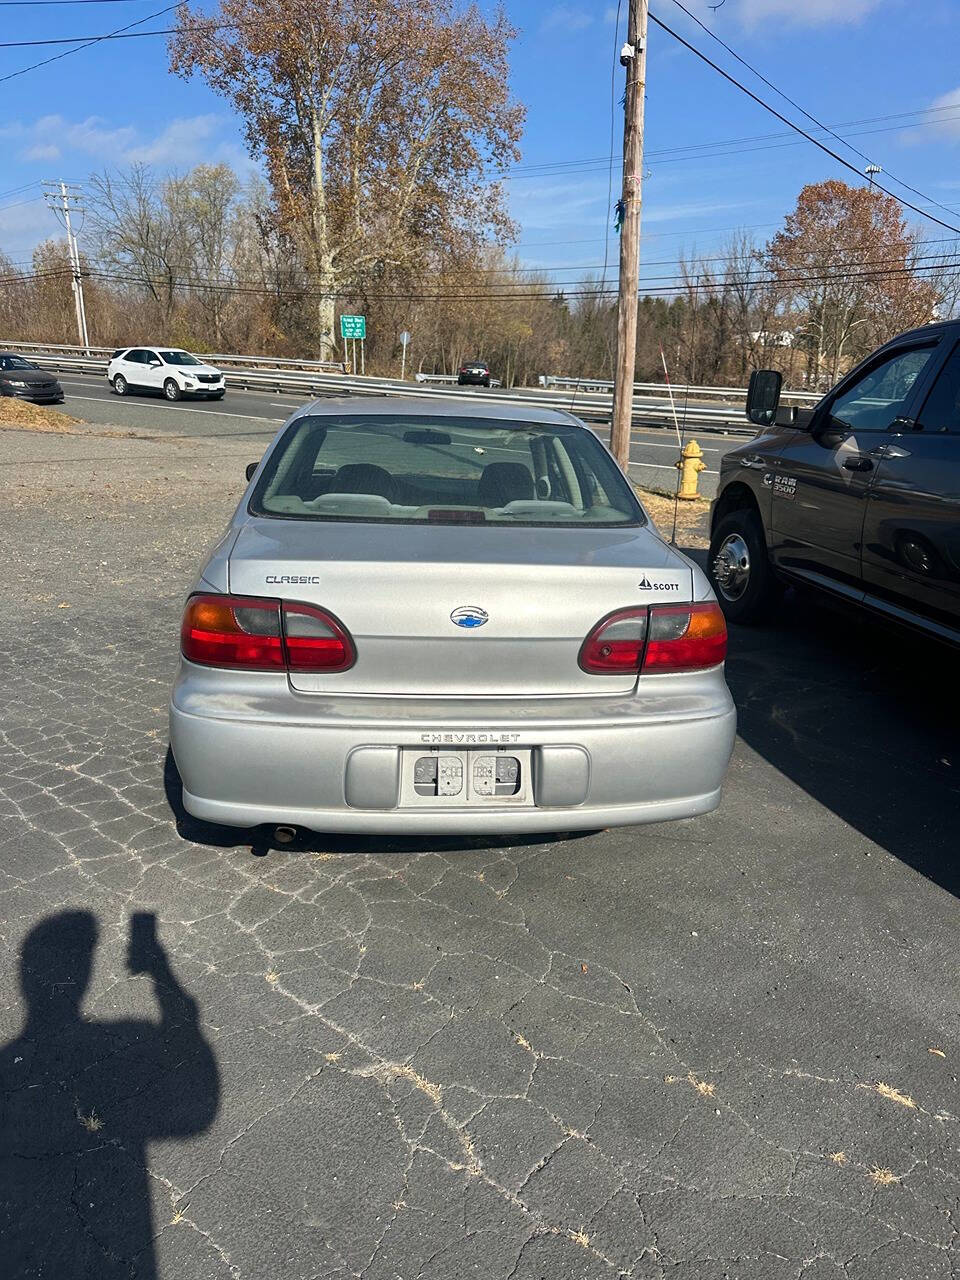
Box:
163 747 589 858
723 585 960 898
0 909 219 1280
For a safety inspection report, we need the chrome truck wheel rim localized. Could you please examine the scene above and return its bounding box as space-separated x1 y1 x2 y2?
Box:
713 533 751 601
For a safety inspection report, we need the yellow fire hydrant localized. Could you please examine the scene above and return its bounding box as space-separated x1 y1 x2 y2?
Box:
675 439 707 500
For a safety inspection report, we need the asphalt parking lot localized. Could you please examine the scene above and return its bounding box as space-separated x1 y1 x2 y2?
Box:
1 421 958 1280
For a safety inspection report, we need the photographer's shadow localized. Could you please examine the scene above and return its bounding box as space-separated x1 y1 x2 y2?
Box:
0 910 219 1280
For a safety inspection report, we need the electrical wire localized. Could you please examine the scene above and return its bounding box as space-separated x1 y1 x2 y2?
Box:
668 0 960 224
670 0 960 221
0 2 176 85
6 250 959 303
648 10 960 237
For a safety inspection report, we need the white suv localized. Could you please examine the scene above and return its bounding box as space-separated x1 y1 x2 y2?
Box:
107 347 226 401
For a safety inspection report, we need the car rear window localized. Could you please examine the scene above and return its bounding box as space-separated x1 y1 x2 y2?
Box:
250 414 644 527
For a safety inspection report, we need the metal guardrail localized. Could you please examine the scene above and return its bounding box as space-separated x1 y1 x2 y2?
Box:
4 339 348 376
538 373 821 405
4 339 759 435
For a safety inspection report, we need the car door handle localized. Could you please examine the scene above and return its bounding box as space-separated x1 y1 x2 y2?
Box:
739 454 766 469
842 455 874 472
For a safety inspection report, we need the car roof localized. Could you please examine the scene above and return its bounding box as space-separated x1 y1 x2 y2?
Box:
294 395 582 427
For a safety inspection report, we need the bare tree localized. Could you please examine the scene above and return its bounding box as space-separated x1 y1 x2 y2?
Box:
170 0 524 357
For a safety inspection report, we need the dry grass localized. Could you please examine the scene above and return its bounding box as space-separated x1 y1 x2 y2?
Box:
869 1166 901 1187
76 1106 103 1133
634 486 710 550
829 1151 848 1166
0 398 80 430
859 1082 918 1110
665 1071 717 1098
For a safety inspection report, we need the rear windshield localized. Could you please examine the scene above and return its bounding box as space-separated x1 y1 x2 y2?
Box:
250 414 644 527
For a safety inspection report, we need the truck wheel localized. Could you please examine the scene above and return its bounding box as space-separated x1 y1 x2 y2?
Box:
709 509 778 624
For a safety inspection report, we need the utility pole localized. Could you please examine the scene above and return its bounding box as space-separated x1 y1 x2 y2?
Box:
610 0 649 471
44 181 89 349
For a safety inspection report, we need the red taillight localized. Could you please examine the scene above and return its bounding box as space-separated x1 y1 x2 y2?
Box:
579 607 648 673
181 594 355 672
580 602 727 675
181 595 284 670
283 602 355 671
643 602 727 671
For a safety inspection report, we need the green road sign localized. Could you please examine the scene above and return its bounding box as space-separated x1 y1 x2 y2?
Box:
340 314 366 340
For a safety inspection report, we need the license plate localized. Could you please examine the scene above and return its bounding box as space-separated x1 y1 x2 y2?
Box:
399 748 533 808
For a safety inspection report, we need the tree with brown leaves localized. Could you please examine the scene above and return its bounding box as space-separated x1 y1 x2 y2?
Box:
169 0 523 357
767 179 937 387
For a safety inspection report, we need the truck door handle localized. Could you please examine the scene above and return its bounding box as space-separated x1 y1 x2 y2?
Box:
842 455 874 472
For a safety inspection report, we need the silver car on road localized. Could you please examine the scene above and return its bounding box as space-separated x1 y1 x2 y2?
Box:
170 399 736 834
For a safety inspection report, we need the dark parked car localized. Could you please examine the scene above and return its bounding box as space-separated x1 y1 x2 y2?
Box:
0 353 64 404
709 321 960 646
458 360 493 387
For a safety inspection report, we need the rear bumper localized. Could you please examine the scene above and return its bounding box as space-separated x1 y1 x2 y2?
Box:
170 663 737 833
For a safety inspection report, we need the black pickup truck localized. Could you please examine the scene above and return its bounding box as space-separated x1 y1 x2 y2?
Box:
708 320 960 646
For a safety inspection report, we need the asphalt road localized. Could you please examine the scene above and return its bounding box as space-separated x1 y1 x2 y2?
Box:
1 423 957 1279
55 373 744 498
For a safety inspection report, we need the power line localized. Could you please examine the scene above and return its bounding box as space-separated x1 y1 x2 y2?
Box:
0 2 176 85
7 245 957 303
5 237 959 290
0 11 231 44
506 102 960 180
0 1 150 5
667 0 960 224
648 9 960 238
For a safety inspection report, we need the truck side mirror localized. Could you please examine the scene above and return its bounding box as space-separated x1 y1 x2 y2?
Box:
746 369 783 427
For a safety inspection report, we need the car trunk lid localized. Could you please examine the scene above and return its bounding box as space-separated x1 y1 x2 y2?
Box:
228 519 694 695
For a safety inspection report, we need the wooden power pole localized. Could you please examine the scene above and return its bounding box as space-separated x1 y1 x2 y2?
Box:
610 0 649 470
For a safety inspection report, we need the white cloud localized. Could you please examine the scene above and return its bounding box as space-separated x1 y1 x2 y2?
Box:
1 113 254 172
23 143 61 162
540 5 595 32
122 114 221 165
679 0 882 27
903 86 960 143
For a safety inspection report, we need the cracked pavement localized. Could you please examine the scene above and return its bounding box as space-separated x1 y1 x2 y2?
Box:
1 423 958 1279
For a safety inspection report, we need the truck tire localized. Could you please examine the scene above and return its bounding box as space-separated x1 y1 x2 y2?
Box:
709 509 779 624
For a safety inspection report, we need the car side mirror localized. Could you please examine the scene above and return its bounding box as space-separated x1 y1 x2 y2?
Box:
149 359 162 367
245 461 259 481
746 369 783 427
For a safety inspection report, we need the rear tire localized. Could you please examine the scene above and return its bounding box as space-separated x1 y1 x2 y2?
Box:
112 374 127 396
163 378 182 402
709 508 779 624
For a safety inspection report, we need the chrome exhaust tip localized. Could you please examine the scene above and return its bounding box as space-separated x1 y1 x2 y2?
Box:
273 825 298 845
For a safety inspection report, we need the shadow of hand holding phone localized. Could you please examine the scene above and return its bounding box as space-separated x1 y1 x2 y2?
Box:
0 910 219 1279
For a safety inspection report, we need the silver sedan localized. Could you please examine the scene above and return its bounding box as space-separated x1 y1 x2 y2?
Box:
169 398 736 835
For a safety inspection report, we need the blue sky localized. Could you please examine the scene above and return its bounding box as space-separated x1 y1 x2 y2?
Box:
2 0 960 287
